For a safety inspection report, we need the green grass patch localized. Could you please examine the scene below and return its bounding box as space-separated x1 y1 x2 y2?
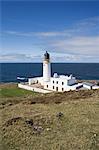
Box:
0 87 36 98
0 83 40 106
0 84 38 98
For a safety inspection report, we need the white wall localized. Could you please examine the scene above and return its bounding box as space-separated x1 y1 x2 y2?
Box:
50 77 68 92
83 84 92 89
28 77 43 85
44 77 79 92
92 86 99 89
18 83 52 93
29 78 38 85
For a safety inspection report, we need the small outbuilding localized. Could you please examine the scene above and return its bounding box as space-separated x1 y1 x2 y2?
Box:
83 82 94 90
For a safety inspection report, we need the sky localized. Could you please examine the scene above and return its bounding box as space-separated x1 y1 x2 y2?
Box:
1 0 99 62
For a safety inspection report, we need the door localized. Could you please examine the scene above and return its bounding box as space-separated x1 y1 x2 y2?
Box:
56 87 58 91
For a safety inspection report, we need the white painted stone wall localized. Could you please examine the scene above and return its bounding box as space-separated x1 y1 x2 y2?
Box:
83 84 92 90
92 86 99 89
29 78 38 85
43 77 80 92
28 77 44 85
44 77 67 92
18 83 52 93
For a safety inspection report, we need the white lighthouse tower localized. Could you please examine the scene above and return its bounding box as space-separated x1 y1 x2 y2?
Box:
43 51 51 82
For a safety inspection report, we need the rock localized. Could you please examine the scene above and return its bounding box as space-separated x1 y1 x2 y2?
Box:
33 125 38 131
55 101 61 104
8 103 12 106
1 103 5 105
37 126 43 132
56 112 64 118
93 133 97 137
33 125 43 134
30 101 36 104
25 119 33 126
46 128 51 131
5 117 22 127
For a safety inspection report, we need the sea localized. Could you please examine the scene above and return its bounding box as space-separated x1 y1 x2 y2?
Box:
0 63 99 82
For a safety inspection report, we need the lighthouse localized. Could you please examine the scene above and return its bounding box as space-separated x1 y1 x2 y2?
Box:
43 51 51 82
19 51 86 93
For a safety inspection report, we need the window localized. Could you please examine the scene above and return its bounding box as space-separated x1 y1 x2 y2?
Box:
56 81 58 84
62 82 64 85
62 88 64 91
47 85 48 88
53 86 54 89
56 87 58 91
53 81 54 84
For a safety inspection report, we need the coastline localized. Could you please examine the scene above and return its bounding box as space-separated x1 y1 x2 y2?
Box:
0 79 99 85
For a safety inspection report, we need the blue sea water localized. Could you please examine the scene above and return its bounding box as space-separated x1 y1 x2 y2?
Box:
0 63 99 82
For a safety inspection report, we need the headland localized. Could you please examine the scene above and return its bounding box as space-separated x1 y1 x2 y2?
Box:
0 82 99 150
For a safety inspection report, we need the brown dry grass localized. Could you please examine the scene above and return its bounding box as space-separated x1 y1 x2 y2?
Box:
0 83 99 150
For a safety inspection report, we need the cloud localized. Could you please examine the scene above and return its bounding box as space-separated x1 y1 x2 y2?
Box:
0 53 42 62
63 16 99 37
34 31 71 37
3 31 71 38
0 50 99 63
1 16 99 62
50 36 99 56
3 16 99 38
75 16 99 29
0 53 79 62
4 31 34 37
50 51 99 62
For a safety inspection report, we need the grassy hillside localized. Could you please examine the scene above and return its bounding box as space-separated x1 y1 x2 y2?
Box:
0 83 99 150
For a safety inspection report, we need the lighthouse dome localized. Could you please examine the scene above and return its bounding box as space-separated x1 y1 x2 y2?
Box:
44 51 50 60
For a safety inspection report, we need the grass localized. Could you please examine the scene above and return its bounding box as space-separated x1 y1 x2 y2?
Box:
0 83 40 106
0 83 37 98
0 83 99 150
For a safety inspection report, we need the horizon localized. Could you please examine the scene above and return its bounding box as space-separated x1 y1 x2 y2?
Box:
1 0 99 63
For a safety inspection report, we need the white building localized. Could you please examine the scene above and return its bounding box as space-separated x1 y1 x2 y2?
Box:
18 51 99 93
83 82 94 90
28 51 83 92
